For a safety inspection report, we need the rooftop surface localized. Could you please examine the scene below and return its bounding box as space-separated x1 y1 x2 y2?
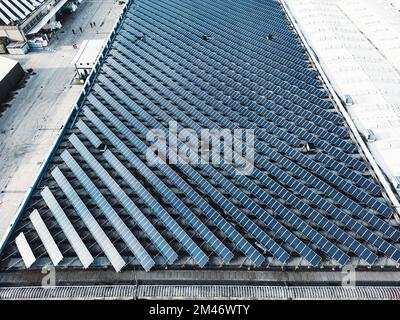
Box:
0 0 400 295
284 0 400 186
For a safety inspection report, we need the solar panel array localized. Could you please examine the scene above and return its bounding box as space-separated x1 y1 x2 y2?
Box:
1 0 400 273
0 0 45 25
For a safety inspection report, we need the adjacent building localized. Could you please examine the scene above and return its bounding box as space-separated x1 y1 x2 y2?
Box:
0 56 24 103
0 0 79 42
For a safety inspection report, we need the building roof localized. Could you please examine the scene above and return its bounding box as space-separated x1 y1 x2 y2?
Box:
72 39 106 69
0 0 45 26
284 0 400 190
0 56 19 80
0 0 400 292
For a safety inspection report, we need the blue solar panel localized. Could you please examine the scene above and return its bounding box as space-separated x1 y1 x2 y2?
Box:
103 150 213 266
106 44 389 220
248 167 379 264
61 150 156 272
88 89 264 265
51 167 126 272
99 48 400 261
220 165 350 265
98 52 400 262
86 89 305 264
68 133 178 265
252 166 400 262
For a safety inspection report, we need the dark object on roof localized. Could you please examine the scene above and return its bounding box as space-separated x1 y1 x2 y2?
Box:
267 34 274 40
0 0 399 294
201 34 210 41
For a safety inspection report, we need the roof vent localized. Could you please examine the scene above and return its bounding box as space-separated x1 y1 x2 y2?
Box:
364 129 376 142
201 34 210 41
303 142 316 152
343 95 354 106
266 34 274 40
392 176 400 191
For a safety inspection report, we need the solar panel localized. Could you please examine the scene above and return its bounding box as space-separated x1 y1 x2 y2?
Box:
115 38 376 212
87 90 233 263
67 133 178 265
51 167 126 272
3 0 400 274
29 209 63 266
76 119 102 148
115 34 350 159
105 40 392 232
97 61 322 264
82 103 263 265
104 150 225 265
61 150 155 272
315 153 380 194
221 165 350 265
41 187 94 269
117 16 371 182
125 8 316 85
252 165 400 262
79 97 214 265
248 167 378 264
122 11 323 94
199 165 322 266
15 233 36 268
151 159 265 266
105 36 362 180
82 104 290 264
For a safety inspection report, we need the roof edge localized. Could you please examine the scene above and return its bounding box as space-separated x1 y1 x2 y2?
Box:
1 284 399 300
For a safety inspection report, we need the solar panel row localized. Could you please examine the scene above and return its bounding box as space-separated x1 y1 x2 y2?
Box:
41 187 94 269
99 50 398 236
51 167 126 272
61 150 156 271
83 105 290 264
8 0 400 273
68 134 179 266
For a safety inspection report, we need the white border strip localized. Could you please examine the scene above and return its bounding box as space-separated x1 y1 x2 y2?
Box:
280 0 400 217
1 285 400 300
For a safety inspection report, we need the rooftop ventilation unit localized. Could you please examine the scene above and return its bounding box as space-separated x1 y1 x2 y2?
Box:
343 95 354 106
364 129 376 142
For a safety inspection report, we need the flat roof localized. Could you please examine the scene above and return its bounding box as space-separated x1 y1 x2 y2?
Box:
284 0 400 187
1 0 400 292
